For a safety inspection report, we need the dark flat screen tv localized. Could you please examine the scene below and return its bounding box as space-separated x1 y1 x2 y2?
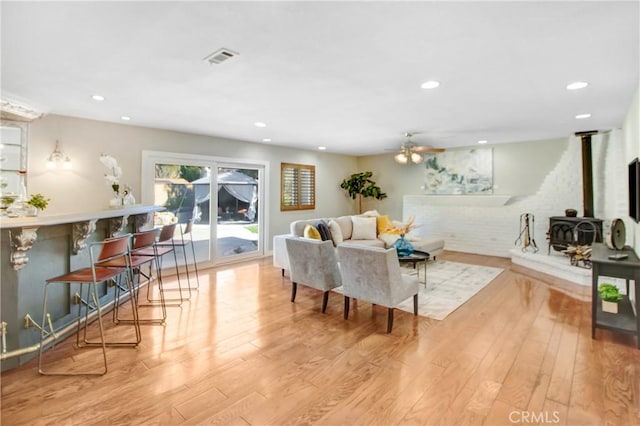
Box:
630 157 639 223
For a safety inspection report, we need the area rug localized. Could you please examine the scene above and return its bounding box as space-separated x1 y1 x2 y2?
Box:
396 260 504 320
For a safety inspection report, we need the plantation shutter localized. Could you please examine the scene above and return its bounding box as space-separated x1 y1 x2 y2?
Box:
281 163 315 211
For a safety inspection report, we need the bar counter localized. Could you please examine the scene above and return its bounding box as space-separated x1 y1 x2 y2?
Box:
0 204 163 371
0 204 164 230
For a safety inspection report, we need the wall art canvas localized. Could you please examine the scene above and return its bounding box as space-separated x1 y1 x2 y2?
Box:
423 148 493 194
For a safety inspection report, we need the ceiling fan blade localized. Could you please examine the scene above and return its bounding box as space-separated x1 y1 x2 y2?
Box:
413 146 445 153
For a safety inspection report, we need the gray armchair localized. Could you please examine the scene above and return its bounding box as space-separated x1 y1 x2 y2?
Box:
337 244 419 333
285 237 342 313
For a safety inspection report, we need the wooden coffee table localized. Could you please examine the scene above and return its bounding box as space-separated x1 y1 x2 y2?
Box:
398 250 430 286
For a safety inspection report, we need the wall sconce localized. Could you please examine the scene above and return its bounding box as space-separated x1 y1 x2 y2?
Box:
46 140 72 170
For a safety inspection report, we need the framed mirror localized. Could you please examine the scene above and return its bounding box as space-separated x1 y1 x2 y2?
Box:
0 120 28 197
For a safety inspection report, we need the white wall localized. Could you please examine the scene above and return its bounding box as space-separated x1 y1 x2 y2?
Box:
25 114 358 249
357 137 568 222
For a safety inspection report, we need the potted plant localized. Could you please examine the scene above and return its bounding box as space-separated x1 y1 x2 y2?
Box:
340 171 387 214
598 283 622 313
25 193 50 216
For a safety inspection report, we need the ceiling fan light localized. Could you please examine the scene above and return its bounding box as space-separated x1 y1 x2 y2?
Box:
394 152 408 164
410 152 424 164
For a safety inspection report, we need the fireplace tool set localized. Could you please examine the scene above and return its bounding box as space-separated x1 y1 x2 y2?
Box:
515 213 538 252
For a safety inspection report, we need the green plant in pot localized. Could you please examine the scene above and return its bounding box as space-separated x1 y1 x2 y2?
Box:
25 193 50 216
340 171 387 214
598 283 622 314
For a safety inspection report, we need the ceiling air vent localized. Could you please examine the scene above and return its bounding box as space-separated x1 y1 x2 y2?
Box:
203 48 238 65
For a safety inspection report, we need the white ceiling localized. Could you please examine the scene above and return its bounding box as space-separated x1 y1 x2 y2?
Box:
1 1 638 156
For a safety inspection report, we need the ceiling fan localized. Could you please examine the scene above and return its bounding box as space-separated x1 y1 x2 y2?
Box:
392 132 445 165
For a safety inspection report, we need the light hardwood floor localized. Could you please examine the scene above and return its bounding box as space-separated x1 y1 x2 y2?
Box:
1 251 639 425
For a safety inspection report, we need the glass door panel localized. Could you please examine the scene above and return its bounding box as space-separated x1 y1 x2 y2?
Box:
216 166 260 260
154 163 211 266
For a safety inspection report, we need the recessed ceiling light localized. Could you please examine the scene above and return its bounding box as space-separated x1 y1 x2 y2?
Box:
121 116 131 121
477 140 488 144
91 94 105 101
254 122 266 128
421 80 440 89
566 81 589 90
575 113 591 119
318 146 327 150
262 138 271 142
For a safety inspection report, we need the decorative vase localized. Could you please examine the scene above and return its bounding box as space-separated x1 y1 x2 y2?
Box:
394 234 414 257
123 190 136 206
109 193 123 208
25 205 39 217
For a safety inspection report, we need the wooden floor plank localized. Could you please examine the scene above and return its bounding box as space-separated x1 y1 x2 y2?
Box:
400 350 482 425
525 318 562 415
565 302 607 425
546 308 580 404
2 251 639 425
352 362 446 426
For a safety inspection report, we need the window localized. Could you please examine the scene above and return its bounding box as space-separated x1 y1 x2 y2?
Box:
281 163 315 211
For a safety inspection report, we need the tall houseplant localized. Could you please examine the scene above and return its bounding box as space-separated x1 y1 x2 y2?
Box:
340 171 387 214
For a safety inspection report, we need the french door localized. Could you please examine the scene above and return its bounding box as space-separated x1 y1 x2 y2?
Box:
141 151 267 268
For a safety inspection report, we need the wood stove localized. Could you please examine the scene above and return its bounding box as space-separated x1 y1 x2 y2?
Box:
545 132 604 254
547 216 603 254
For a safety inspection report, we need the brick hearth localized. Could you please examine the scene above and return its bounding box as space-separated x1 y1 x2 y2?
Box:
509 248 591 286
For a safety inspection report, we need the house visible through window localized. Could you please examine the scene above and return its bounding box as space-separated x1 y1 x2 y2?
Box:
281 163 315 211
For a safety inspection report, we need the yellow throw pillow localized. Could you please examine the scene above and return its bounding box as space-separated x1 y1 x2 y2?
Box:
303 224 321 240
376 215 391 234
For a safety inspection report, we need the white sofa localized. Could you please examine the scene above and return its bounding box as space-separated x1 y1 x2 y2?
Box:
273 212 445 274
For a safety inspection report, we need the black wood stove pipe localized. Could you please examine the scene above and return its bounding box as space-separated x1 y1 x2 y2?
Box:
576 130 598 218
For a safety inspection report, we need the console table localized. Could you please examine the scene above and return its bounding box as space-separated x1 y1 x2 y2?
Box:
590 243 640 348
